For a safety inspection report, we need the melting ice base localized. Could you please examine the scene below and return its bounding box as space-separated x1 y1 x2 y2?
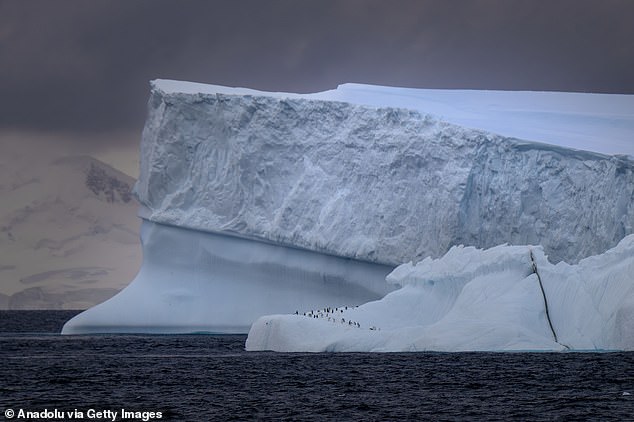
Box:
62 220 394 334
246 235 634 352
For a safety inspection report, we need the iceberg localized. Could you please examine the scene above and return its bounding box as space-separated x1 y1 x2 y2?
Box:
246 234 634 352
63 80 634 336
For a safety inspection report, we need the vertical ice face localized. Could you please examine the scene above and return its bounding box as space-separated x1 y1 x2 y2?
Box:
135 81 634 265
456 144 634 263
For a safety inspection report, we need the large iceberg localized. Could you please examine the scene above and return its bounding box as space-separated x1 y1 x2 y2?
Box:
63 80 634 336
246 235 634 352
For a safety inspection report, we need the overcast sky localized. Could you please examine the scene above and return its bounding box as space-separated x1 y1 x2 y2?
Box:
1 0 633 143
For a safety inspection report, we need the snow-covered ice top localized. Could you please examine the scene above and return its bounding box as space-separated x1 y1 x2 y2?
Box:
155 79 634 156
135 80 634 265
246 234 634 352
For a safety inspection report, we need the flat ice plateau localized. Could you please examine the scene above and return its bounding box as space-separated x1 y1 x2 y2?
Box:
63 80 634 340
247 234 634 352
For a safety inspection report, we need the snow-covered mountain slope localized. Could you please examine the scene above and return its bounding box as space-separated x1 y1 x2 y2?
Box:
246 234 634 352
0 136 141 309
136 80 634 265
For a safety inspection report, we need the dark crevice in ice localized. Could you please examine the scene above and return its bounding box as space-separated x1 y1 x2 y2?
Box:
529 249 569 350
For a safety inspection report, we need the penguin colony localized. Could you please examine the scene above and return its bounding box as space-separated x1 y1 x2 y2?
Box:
295 306 380 331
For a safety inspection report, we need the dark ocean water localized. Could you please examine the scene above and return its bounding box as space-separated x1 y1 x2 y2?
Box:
1 311 633 421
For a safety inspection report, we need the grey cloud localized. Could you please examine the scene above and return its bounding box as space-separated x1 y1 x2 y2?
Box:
0 0 632 138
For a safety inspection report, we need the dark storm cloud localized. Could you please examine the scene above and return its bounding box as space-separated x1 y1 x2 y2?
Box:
0 0 633 135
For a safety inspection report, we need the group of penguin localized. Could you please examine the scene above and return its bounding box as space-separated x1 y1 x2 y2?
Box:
294 305 379 330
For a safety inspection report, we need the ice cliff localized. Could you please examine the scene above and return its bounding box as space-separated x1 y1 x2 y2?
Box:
135 80 634 264
63 80 634 337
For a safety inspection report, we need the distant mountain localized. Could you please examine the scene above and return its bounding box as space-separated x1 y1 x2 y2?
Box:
0 139 141 309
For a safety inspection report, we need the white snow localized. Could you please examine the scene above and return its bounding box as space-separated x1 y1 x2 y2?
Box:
154 79 634 156
246 234 634 352
326 83 634 157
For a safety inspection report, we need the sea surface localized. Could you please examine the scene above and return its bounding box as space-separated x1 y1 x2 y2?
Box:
1 310 633 421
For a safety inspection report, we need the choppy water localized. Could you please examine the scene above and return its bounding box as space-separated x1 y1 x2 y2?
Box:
1 311 633 421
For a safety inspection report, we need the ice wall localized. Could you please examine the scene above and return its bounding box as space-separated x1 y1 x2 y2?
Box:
136 80 634 265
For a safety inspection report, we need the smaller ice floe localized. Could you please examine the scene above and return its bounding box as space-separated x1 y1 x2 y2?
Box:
246 235 634 352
